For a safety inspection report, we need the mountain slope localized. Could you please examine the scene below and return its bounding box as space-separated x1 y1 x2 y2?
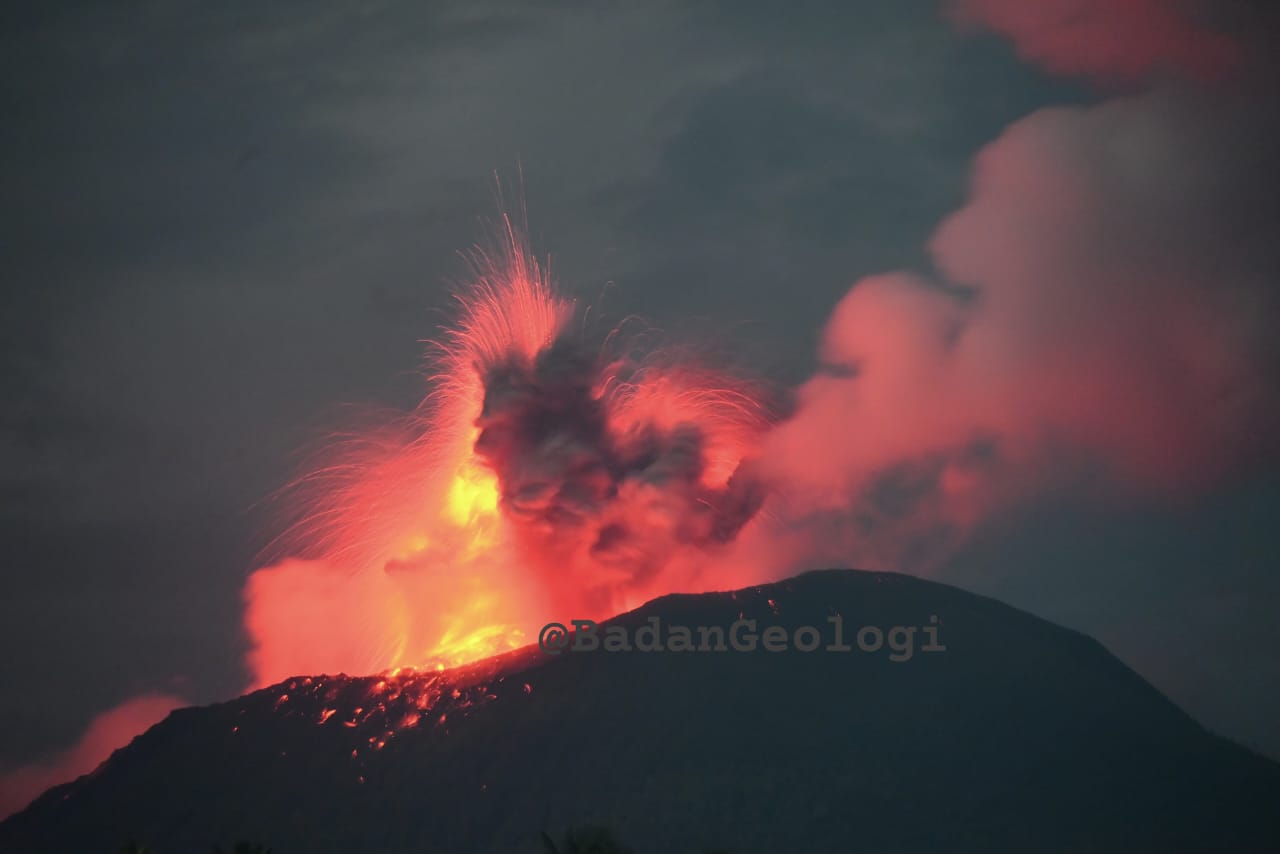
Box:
2 569 1277 853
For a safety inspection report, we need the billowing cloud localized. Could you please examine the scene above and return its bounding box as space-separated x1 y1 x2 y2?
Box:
758 84 1278 571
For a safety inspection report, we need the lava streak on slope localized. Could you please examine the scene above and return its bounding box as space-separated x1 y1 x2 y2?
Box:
241 647 539 774
243 215 778 687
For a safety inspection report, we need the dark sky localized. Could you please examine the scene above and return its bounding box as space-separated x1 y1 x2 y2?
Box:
2 0 1277 783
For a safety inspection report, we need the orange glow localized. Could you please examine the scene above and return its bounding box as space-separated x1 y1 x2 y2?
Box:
444 457 500 528
243 214 773 688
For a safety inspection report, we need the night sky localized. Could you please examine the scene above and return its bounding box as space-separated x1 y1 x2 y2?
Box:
2 0 1278 807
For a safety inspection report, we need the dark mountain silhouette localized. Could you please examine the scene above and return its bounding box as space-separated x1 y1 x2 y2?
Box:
2 569 1277 853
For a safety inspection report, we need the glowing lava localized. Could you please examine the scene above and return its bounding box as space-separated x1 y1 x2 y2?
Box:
243 216 775 687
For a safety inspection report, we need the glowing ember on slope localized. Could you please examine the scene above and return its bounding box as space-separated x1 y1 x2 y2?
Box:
243 214 777 687
234 667 517 778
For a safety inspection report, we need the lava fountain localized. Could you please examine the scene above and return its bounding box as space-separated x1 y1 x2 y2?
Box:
243 216 777 687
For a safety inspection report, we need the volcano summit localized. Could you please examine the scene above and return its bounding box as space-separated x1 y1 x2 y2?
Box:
2 569 1277 853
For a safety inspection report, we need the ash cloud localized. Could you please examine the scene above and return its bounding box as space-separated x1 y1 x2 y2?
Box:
473 335 769 606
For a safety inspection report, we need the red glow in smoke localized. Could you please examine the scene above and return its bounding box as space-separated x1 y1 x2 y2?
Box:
245 217 773 687
948 0 1240 84
0 694 184 819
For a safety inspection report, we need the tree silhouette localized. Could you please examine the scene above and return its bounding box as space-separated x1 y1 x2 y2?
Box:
212 842 273 854
539 825 733 853
540 825 635 854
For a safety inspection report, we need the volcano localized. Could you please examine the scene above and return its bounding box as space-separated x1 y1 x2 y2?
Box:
2 569 1277 853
